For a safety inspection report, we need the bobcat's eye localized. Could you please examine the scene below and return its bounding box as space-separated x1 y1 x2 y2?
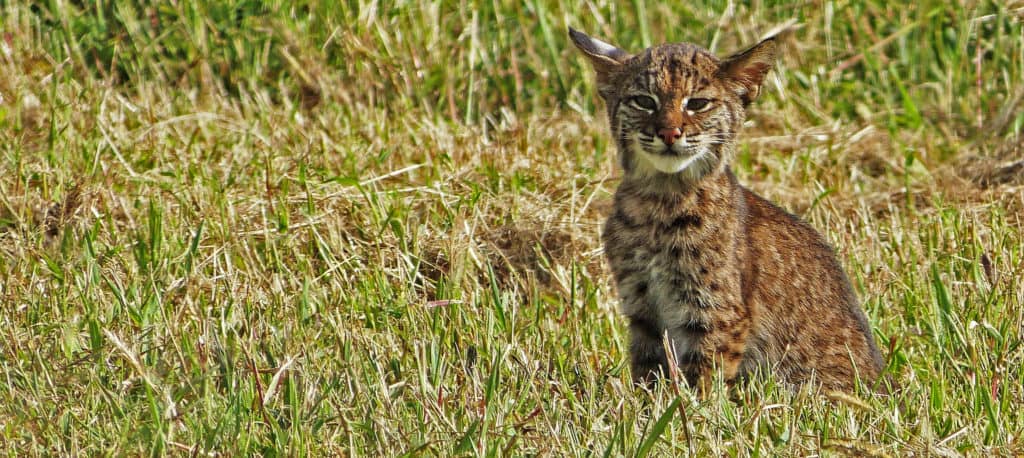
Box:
685 98 712 112
629 95 658 111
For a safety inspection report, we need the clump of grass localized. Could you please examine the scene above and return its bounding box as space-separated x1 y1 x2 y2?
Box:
1 0 1022 455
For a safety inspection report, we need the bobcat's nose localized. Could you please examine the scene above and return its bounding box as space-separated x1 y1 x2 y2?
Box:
658 127 683 146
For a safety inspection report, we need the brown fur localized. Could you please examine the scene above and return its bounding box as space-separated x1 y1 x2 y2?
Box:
570 28 884 392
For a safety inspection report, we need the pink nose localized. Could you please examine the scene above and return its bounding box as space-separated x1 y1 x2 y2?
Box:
658 127 682 145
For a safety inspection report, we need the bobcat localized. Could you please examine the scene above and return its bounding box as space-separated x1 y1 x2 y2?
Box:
569 28 884 392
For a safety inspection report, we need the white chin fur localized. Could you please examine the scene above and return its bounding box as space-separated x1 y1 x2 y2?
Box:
637 148 707 174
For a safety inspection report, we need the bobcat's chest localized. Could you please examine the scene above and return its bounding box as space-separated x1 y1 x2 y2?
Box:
603 213 717 330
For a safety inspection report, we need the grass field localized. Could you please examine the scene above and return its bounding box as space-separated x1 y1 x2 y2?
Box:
1 0 1023 455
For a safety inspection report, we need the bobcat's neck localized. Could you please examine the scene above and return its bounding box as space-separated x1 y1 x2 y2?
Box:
620 158 734 199
614 166 742 234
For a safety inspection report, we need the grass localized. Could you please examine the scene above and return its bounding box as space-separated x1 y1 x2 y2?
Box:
1 0 1023 455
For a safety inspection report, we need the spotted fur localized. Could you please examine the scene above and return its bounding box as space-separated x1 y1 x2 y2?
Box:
570 28 884 392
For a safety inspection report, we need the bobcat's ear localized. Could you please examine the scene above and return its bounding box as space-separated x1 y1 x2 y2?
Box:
719 38 777 106
569 27 630 98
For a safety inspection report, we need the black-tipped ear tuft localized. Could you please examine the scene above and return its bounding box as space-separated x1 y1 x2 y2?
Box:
568 27 630 98
568 27 630 65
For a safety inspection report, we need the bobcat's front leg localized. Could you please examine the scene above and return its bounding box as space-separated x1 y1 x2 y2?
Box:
690 305 753 396
627 315 669 386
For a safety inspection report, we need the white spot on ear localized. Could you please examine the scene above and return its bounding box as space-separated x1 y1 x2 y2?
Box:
589 36 623 57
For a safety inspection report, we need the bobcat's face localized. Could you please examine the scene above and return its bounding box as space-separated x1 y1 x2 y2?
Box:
570 29 776 182
611 45 739 178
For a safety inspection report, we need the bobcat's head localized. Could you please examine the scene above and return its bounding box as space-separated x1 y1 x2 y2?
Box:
570 28 776 185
